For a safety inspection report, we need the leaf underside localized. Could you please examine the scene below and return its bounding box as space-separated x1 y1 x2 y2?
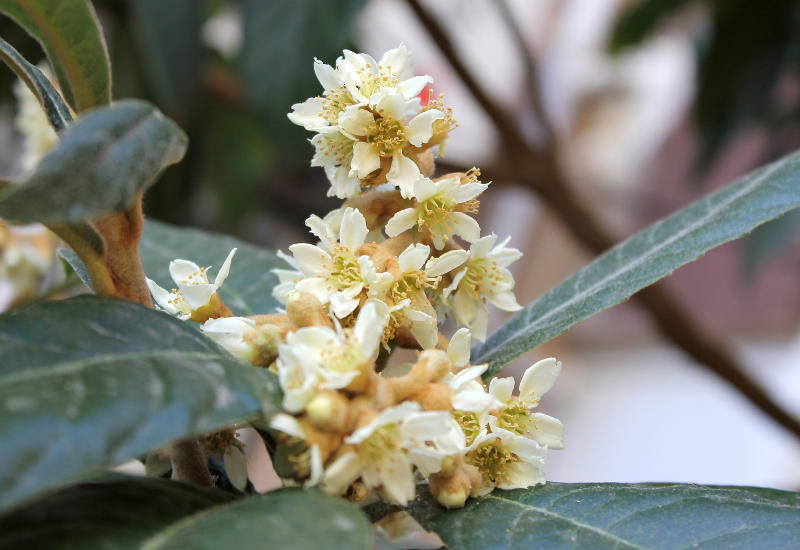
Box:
0 0 111 112
0 295 281 512
0 100 187 225
408 482 800 550
474 148 800 377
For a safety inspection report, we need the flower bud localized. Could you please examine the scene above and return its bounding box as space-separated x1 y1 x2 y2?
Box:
430 467 471 509
287 291 333 328
306 390 350 432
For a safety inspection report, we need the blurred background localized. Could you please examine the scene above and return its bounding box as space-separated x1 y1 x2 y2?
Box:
3 0 800 491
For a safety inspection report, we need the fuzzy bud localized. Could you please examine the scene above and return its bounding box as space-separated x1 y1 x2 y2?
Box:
188 293 232 323
287 292 333 328
430 467 471 509
245 323 282 366
306 390 350 432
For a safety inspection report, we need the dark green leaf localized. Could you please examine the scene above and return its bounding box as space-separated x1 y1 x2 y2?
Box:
743 208 800 276
0 99 187 224
608 0 693 54
140 487 373 550
140 220 284 316
239 0 364 164
0 295 281 511
474 149 800 377
0 0 111 111
125 0 202 122
0 476 236 550
409 483 800 550
0 36 72 132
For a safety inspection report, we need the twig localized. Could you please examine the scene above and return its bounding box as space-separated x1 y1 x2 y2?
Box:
405 0 800 440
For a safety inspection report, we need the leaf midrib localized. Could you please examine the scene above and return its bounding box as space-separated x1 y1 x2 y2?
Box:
475 155 791 366
0 350 223 385
479 494 648 550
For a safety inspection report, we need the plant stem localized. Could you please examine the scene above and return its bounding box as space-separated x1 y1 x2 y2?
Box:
170 439 214 488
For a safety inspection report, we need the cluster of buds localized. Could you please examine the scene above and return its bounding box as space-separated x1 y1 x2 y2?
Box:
146 45 564 509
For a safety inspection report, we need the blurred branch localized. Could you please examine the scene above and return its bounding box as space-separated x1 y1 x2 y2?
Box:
405 0 800 440
491 0 552 141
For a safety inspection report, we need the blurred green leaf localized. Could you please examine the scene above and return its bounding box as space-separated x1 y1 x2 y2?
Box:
0 0 111 111
140 487 373 550
743 207 800 276
239 0 364 164
0 99 187 224
0 295 282 511
608 0 693 54
140 219 284 316
474 148 800 376
124 0 202 123
408 483 800 550
0 36 72 132
0 477 236 550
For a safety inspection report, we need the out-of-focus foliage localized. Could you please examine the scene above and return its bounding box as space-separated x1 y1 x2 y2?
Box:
611 0 800 273
85 0 362 236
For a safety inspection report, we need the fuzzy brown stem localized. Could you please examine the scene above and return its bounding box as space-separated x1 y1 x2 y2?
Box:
406 0 800 440
170 439 214 487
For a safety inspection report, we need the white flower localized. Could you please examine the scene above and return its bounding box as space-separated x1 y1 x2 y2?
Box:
146 249 236 320
466 427 547 496
321 401 465 505
445 234 522 341
268 414 324 487
275 301 389 413
386 175 488 249
271 250 305 304
200 316 257 363
311 96 443 198
385 244 468 349
487 358 564 450
285 208 393 318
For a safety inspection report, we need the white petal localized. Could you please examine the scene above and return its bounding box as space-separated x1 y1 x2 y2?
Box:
330 291 360 318
307 444 324 487
398 243 429 273
447 327 472 367
470 301 489 342
305 214 337 251
451 182 489 203
448 364 487 390
338 104 373 137
443 267 467 298
379 44 413 81
470 234 498 259
169 259 203 284
499 460 545 490
177 282 216 310
488 377 515 404
146 278 179 315
425 249 468 277
397 74 433 100
371 89 407 121
268 413 306 439
404 97 422 117
453 390 504 413
322 452 363 496
287 97 327 130
486 289 522 312
351 142 381 178
528 412 564 450
451 287 477 325
295 277 331 303
145 451 172 477
450 212 481 243
340 207 369 253
519 358 561 403
289 243 332 277
387 151 420 198
407 446 445 478
412 176 438 202
314 59 343 91
224 446 249 491
377 454 416 505
405 109 443 147
201 316 256 335
213 248 237 286
401 411 455 441
385 207 419 237
354 301 388 361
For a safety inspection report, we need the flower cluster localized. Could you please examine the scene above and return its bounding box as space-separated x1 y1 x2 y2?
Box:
146 45 563 509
